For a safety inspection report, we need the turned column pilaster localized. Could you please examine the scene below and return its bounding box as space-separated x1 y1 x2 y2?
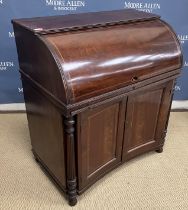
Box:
64 116 77 206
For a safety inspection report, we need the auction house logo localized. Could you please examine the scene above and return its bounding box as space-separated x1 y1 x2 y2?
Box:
18 87 23 93
45 0 85 11
178 34 188 44
175 85 181 91
0 61 14 71
124 2 160 13
9 32 15 38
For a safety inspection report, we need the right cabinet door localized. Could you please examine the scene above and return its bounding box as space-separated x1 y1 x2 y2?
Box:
122 80 174 161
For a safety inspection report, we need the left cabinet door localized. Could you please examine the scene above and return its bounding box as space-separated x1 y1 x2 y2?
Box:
77 99 126 191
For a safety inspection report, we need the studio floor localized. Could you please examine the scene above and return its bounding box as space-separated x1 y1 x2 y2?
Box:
0 112 188 210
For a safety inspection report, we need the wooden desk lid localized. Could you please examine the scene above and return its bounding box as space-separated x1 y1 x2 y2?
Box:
12 9 159 34
12 9 182 105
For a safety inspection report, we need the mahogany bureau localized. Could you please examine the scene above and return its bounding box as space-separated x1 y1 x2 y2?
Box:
12 9 183 206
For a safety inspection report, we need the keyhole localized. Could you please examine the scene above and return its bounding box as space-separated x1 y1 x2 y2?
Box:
132 76 138 82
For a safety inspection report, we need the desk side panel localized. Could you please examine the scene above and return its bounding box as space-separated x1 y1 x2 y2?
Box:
13 23 68 104
22 79 66 189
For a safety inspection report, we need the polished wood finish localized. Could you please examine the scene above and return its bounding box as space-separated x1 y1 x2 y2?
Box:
12 9 159 32
12 9 183 206
122 81 174 161
44 20 181 103
22 79 66 189
64 116 77 206
12 10 182 105
77 99 126 190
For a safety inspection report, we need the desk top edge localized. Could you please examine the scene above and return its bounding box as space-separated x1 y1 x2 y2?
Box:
11 9 160 34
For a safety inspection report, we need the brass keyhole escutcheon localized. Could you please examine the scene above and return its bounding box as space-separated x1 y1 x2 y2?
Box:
132 76 138 82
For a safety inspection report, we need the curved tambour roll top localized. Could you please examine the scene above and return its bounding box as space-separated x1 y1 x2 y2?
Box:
12 9 182 105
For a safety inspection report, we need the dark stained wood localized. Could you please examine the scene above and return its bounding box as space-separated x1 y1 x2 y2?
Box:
44 19 181 103
22 79 66 188
12 9 160 33
12 10 182 105
77 99 127 190
64 116 77 206
122 81 174 161
12 9 183 206
156 148 163 153
13 24 68 104
20 66 181 116
154 81 175 144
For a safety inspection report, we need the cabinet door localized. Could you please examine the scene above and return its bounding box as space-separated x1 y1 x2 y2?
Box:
122 80 174 161
77 99 126 191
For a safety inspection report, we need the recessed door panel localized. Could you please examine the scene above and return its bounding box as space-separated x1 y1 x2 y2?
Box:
77 99 126 190
122 81 174 161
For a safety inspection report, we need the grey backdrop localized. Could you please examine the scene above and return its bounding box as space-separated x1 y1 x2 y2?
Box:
0 0 188 104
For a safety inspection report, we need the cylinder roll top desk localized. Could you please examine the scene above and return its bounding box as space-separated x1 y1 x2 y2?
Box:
12 9 182 206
